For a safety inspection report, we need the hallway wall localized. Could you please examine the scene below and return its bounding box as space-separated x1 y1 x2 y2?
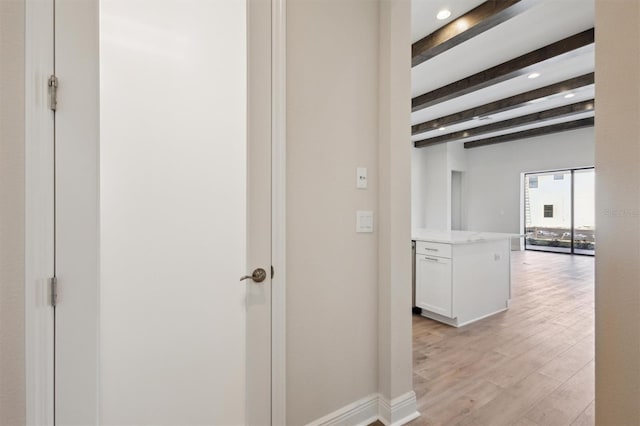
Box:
286 0 381 422
0 1 26 425
595 0 640 424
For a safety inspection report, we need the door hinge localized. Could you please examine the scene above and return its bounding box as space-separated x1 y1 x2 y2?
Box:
49 276 58 307
48 75 58 111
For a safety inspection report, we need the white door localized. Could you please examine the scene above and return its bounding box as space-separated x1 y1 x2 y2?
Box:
52 0 273 424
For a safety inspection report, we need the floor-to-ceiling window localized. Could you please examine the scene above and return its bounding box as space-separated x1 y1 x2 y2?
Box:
524 167 595 255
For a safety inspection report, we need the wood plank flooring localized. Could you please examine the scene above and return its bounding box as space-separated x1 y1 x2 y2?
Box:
408 250 594 426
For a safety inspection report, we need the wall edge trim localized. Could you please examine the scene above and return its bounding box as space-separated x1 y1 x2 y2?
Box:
305 392 420 426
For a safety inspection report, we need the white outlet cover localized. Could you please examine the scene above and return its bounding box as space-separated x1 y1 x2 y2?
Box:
356 210 374 233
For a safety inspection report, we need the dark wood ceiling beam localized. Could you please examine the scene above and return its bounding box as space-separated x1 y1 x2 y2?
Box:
412 73 594 136
462 117 594 149
412 28 595 112
412 0 537 67
414 100 594 148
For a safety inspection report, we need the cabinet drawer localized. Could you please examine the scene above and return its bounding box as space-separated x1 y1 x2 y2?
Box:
415 241 452 258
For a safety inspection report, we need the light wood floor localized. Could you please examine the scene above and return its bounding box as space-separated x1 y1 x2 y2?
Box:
408 250 595 426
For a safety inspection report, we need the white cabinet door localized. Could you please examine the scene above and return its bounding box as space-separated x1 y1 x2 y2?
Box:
416 255 452 317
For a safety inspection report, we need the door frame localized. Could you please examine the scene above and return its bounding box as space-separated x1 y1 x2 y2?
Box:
271 0 287 423
24 0 287 423
24 0 55 423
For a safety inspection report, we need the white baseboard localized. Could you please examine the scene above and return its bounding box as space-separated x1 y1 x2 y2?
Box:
378 391 420 426
307 392 419 426
306 394 379 426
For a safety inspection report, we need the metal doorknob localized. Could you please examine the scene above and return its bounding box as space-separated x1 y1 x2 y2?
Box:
240 268 267 283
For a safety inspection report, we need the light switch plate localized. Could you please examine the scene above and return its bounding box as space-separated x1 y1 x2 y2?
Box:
356 210 374 233
356 167 367 189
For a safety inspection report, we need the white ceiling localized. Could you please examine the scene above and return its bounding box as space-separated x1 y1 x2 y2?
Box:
411 0 595 146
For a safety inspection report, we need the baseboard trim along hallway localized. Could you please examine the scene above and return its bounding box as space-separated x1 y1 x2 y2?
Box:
306 392 419 426
378 392 420 426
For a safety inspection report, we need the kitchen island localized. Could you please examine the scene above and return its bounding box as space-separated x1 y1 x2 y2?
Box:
413 229 520 327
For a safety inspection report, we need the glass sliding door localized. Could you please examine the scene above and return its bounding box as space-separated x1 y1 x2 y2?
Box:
573 169 596 255
524 171 572 253
524 167 595 255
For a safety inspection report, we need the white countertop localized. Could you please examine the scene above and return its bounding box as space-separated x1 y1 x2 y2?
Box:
412 229 521 244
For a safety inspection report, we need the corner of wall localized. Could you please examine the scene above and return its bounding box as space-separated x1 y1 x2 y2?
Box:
594 0 640 424
376 0 414 414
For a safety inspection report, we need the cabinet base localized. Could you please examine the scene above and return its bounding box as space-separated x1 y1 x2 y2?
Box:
420 306 508 328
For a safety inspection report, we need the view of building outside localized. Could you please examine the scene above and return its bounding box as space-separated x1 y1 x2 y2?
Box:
573 169 596 254
524 168 595 255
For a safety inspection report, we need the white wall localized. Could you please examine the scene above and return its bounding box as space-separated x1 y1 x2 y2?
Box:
0 1 26 424
412 144 448 229
411 146 428 229
412 141 467 231
594 0 640 424
286 1 379 423
412 128 594 239
286 0 414 423
464 127 594 234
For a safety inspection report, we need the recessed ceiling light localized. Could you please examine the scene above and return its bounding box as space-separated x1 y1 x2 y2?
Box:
528 72 541 79
564 93 575 99
439 127 446 131
436 9 451 20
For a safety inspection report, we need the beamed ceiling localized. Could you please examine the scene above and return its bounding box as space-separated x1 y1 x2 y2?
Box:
411 0 595 149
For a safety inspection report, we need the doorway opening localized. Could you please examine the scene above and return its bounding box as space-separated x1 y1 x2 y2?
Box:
409 0 596 423
451 170 463 231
